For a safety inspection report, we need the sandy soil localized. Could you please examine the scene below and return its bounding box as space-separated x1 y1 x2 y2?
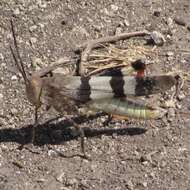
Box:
0 0 190 190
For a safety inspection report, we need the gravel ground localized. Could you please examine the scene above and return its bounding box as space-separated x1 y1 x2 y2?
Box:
0 0 190 190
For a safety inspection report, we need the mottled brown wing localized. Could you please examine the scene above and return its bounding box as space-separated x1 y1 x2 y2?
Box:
41 76 79 114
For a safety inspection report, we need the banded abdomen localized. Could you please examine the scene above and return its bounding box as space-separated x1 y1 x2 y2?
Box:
86 98 167 119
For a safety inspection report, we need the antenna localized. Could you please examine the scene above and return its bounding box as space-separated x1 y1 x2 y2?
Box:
10 19 28 82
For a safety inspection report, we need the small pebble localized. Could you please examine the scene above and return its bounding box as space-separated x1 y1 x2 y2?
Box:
66 178 78 186
164 99 176 108
11 75 18 81
167 52 174 61
177 93 186 101
93 24 102 32
126 180 134 190
115 27 123 35
61 20 67 25
29 25 38 32
110 4 119 11
150 31 165 46
28 5 37 11
80 180 88 188
0 53 4 61
176 103 182 109
153 8 162 17
36 178 46 183
38 23 45 29
0 118 6 126
142 182 148 187
90 164 97 172
56 172 65 183
160 160 167 168
124 19 130 26
48 149 59 157
140 154 152 163
37 0 47 9
13 8 20 15
174 17 186 26
167 56 173 61
167 51 174 57
1 62 6 68
167 17 173 28
143 0 152 7
10 108 18 115
149 172 155 179
0 93 3 99
178 147 187 153
30 37 37 44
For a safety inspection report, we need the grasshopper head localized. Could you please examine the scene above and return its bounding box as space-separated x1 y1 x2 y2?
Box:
10 19 43 110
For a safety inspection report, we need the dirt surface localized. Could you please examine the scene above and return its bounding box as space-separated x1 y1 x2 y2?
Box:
0 0 190 190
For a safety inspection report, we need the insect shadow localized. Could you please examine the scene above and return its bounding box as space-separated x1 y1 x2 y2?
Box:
0 114 147 146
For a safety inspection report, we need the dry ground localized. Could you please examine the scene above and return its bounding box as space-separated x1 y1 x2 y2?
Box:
0 0 190 190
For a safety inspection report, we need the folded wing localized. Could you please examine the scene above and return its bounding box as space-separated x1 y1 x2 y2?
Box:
42 74 176 104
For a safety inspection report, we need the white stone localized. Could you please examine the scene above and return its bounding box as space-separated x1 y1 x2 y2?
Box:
13 8 20 15
111 4 119 11
11 75 18 81
30 37 37 44
29 25 37 32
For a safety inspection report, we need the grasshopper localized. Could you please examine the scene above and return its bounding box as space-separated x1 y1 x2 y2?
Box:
10 20 176 157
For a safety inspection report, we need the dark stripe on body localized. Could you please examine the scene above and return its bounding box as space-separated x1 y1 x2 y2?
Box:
77 76 91 103
135 76 175 96
135 77 157 96
74 75 175 103
99 67 124 76
109 70 126 97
